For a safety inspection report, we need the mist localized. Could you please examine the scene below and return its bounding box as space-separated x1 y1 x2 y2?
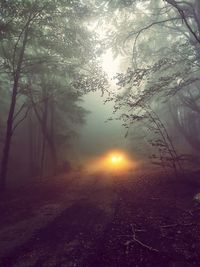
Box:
1 1 200 266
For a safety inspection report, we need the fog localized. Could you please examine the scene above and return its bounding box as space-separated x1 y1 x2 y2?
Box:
1 0 200 186
1 1 200 266
77 91 127 157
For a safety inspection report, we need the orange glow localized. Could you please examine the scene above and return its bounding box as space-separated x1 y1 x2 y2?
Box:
111 155 123 164
106 151 130 170
86 150 136 174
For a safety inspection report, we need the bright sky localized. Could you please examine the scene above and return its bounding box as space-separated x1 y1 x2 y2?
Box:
87 18 121 80
101 49 121 79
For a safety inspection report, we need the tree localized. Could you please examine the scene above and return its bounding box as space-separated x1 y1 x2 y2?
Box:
97 0 200 173
169 84 200 152
0 0 101 190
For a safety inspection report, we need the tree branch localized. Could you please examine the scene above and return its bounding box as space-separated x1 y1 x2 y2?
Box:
12 106 31 134
126 17 181 66
13 103 26 121
165 0 200 44
125 224 159 253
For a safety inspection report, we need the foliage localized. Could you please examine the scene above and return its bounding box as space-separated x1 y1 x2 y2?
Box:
99 0 200 172
0 0 108 185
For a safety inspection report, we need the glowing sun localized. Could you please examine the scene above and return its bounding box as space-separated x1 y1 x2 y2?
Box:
111 154 123 164
105 151 130 171
85 150 137 174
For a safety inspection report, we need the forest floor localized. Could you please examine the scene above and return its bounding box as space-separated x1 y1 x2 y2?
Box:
0 170 200 267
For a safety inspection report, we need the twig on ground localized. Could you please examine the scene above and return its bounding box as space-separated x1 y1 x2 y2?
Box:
124 224 159 254
160 223 194 228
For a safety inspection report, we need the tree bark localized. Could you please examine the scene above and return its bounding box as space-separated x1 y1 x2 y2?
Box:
0 24 29 191
30 95 58 175
40 97 48 177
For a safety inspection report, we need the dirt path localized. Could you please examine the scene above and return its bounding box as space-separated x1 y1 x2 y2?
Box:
0 172 117 266
0 172 200 267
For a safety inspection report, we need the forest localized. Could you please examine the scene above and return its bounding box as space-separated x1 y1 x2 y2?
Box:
0 0 200 266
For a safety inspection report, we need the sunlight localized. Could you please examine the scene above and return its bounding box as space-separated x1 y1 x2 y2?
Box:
101 49 120 79
136 2 150 13
86 150 136 174
87 20 121 79
111 154 123 164
106 151 127 170
111 156 118 163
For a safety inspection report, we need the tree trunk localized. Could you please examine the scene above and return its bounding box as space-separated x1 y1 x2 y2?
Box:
49 99 58 175
30 95 58 175
0 24 29 191
195 0 200 35
40 98 48 177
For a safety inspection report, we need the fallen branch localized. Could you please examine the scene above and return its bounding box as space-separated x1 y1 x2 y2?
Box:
125 224 159 254
160 223 193 228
